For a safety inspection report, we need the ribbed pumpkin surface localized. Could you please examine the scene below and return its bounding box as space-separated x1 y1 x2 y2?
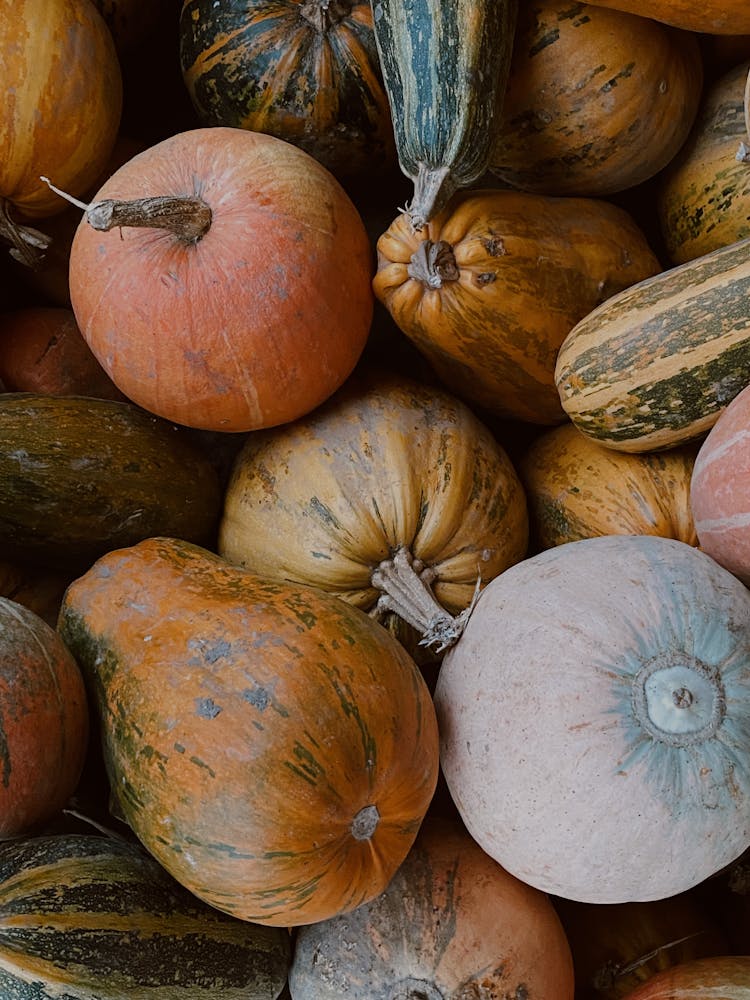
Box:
0 833 290 999
57 537 439 927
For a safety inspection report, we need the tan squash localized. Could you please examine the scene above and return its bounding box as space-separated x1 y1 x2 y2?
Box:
519 423 698 550
490 2 703 197
658 61 750 264
373 189 661 424
583 0 750 35
219 370 528 653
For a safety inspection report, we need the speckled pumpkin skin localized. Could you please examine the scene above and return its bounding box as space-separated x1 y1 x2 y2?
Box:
435 535 750 904
289 816 574 998
691 382 750 585
57 537 439 927
0 599 88 838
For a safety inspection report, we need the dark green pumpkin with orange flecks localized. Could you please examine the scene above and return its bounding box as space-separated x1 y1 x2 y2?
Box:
0 833 290 999
57 536 439 928
178 0 396 181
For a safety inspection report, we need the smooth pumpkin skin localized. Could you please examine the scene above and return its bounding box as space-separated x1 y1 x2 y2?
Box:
584 0 750 35
180 0 396 181
0 599 89 839
691 382 750 585
0 834 291 999
620 956 750 998
0 0 122 219
219 370 529 615
658 61 750 265
0 307 124 399
57 537 440 927
491 2 703 197
373 189 661 424
519 422 698 550
289 816 575 998
555 894 728 999
69 127 374 432
435 535 750 904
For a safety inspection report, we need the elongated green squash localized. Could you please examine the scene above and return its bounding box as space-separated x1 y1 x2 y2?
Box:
0 833 290 999
555 237 750 453
371 0 517 228
0 393 221 569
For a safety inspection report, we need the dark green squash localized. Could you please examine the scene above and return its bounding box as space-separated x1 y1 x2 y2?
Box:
0 394 221 569
371 0 518 228
179 0 396 181
0 833 291 999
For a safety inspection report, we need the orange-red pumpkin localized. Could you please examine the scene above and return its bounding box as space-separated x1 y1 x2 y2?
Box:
67 127 374 432
0 598 89 839
0 0 122 266
620 956 750 998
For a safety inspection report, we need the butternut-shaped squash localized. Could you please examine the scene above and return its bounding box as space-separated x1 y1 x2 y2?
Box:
374 189 661 424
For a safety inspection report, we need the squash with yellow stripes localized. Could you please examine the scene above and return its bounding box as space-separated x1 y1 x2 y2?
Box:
555 237 750 453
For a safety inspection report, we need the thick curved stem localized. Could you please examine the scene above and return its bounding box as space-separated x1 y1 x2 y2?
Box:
0 199 52 268
407 163 457 232
370 546 479 653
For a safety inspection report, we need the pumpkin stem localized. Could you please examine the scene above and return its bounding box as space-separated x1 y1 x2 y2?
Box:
350 804 379 840
0 199 52 269
40 176 212 245
370 546 479 653
407 163 457 232
407 239 460 288
299 0 352 31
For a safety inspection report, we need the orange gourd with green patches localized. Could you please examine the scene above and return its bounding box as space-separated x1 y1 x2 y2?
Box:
57 536 439 927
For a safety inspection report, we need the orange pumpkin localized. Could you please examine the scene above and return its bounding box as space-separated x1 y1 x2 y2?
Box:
0 598 89 839
67 127 374 432
620 956 750 998
519 422 698 550
373 189 661 424
583 0 750 34
491 2 703 197
290 816 575 998
57 536 440 926
0 307 125 399
0 0 122 266
658 61 750 264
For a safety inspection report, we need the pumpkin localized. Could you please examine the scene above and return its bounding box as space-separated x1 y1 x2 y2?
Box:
0 560 72 628
555 236 750 453
0 307 124 399
583 0 750 35
179 0 396 182
620 956 750 998
0 0 122 267
0 598 88 839
518 422 698 550
57 536 440 927
490 2 703 197
218 370 528 654
555 894 728 999
373 188 661 425
0 394 222 570
289 816 575 998
65 126 373 432
434 534 750 903
690 381 750 585
657 61 750 265
370 0 518 227
0 833 291 999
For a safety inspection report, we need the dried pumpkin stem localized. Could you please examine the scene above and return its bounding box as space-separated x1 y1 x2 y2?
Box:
299 0 352 31
407 163 457 232
0 198 52 269
407 239 460 288
370 545 479 653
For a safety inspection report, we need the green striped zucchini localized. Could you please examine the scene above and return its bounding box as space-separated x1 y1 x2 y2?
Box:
371 0 517 228
0 833 291 999
555 237 750 452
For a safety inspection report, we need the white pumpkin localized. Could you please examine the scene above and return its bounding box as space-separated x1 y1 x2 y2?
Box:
434 534 750 903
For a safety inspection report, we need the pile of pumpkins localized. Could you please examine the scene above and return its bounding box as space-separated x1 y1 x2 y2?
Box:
3 0 750 997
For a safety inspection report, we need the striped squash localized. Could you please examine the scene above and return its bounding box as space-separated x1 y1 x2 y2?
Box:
555 237 750 453
0 833 290 999
370 0 517 228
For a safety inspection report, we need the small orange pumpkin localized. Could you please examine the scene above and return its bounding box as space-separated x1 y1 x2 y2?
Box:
67 127 374 432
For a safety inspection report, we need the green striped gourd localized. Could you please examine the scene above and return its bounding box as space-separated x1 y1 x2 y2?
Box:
370 0 518 228
0 833 291 999
555 237 750 453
